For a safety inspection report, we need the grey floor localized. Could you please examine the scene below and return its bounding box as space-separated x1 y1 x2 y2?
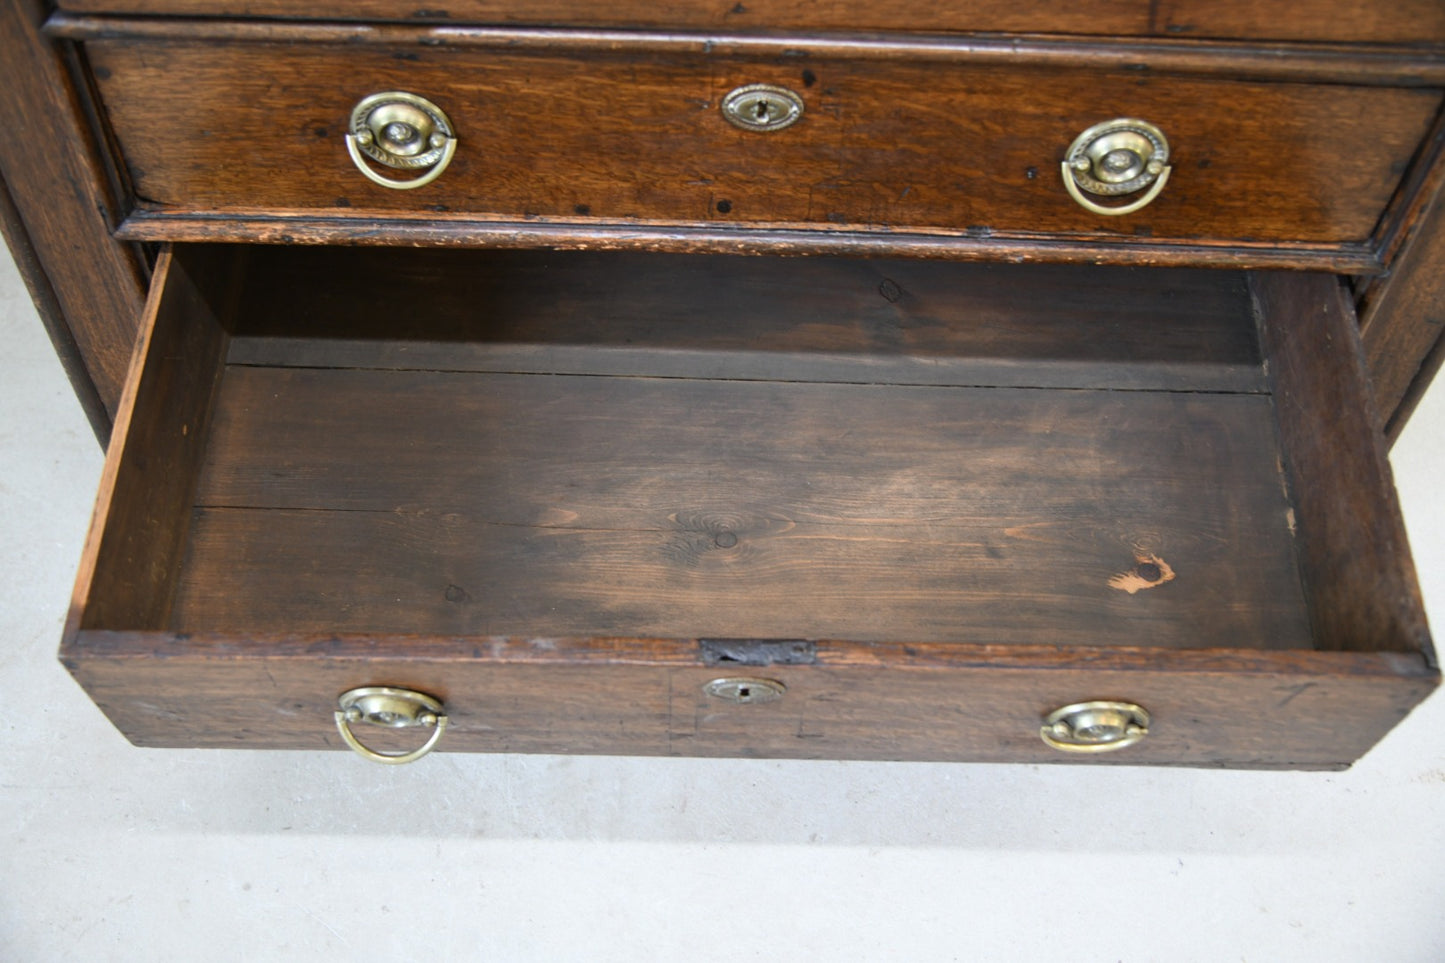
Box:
2 243 1444 961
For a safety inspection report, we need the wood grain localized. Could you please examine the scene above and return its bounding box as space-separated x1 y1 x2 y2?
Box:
44 17 1445 86
58 247 1440 767
169 361 1308 648
224 247 1265 393
111 212 1386 272
0 167 110 441
84 38 1440 245
1358 164 1445 441
1252 272 1433 658
0 0 148 421
50 0 1445 45
63 633 1438 768
154 248 1300 648
70 246 234 633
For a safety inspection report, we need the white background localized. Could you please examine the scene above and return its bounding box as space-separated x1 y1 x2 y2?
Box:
2 244 1442 960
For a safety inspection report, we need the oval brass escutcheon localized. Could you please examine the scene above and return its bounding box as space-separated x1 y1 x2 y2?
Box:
1062 118 1171 216
1040 700 1150 753
334 685 448 764
703 677 787 704
721 84 805 132
346 91 457 190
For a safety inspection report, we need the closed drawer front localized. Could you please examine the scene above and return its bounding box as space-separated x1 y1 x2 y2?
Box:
62 245 1437 768
76 25 1442 260
53 0 1445 45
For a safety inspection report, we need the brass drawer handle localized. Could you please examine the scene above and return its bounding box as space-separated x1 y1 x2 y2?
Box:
345 91 457 190
1040 701 1151 753
1062 118 1171 216
335 686 448 763
721 84 805 132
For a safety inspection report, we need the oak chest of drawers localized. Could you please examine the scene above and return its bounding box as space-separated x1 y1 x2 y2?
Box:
3 0 1443 767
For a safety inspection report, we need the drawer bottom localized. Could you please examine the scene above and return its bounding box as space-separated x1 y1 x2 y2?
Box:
176 358 1307 650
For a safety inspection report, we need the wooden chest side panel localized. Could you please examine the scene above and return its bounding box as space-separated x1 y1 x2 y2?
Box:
0 0 148 422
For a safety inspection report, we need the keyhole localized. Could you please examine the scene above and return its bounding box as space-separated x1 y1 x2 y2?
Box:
754 101 772 122
738 686 752 700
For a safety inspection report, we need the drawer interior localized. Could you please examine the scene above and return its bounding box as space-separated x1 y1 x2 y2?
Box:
63 243 1436 763
81 245 1362 651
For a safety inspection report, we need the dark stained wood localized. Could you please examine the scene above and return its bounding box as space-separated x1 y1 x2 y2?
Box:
83 37 1439 245
62 633 1437 768
172 367 1307 648
42 16 1445 86
113 213 1386 272
1155 1 1445 45
224 247 1265 393
49 0 1445 45
1383 330 1445 448
1363 105 1445 274
59 245 1440 767
1357 161 1445 441
0 168 111 443
1251 272 1433 658
69 246 234 634
0 0 149 420
164 252 1286 653
1343 98 1445 441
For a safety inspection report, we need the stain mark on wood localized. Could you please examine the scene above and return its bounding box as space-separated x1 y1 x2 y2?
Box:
1275 681 1317 708
1109 551 1176 594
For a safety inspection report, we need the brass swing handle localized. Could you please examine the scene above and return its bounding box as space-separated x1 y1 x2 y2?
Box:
1040 701 1151 753
346 91 457 190
335 686 448 763
1062 118 1172 216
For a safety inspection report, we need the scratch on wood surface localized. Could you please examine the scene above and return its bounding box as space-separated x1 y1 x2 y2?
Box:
1108 552 1176 594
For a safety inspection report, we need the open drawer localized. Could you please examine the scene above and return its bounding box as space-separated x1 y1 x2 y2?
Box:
62 244 1437 767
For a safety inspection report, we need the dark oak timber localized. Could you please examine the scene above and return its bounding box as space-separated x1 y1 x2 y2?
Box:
5 0 1440 770
1357 164 1445 441
224 247 1266 393
48 0 1445 45
80 35 1439 247
64 634 1437 768
111 214 1389 274
70 247 235 634
0 0 148 422
0 169 111 440
175 369 1302 647
1252 272 1431 657
58 246 1437 767
43 17 1445 86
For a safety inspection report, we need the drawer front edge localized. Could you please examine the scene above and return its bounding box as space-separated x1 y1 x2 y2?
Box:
60 633 1440 769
